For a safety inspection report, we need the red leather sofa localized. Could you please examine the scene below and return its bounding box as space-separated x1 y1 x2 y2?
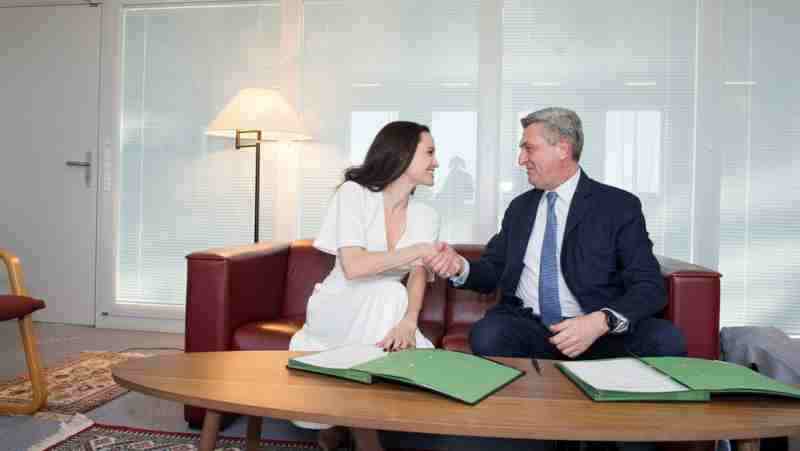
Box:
184 240 721 428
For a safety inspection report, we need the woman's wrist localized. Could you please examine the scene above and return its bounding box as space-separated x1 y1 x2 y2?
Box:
412 243 429 259
402 311 420 324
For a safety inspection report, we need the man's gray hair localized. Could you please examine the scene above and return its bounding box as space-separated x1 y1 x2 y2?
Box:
520 107 584 161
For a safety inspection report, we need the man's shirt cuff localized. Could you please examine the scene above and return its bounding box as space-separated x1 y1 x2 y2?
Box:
449 257 470 286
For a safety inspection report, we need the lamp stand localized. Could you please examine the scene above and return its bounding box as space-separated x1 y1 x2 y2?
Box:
235 129 262 243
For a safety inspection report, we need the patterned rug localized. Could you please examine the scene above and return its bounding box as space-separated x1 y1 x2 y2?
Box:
0 351 151 415
43 423 323 451
40 422 425 451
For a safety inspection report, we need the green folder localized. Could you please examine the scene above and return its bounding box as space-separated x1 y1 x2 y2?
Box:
556 356 800 402
288 346 524 405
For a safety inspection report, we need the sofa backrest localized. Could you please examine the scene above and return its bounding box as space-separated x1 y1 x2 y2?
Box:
281 241 334 318
281 240 448 326
444 245 500 329
281 241 672 329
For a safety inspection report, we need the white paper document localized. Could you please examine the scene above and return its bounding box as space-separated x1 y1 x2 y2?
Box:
292 344 387 369
560 358 690 392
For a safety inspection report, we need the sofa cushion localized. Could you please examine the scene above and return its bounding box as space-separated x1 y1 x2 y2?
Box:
445 244 499 329
419 319 445 348
441 323 472 353
419 277 446 328
233 317 445 351
232 317 305 350
447 288 499 328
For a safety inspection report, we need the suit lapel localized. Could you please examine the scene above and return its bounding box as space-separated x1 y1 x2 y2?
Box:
564 172 594 238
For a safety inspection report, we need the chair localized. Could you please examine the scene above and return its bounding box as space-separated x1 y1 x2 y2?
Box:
0 249 48 415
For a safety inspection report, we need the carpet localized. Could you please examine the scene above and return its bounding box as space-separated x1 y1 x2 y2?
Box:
42 423 323 451
34 417 425 451
0 351 151 415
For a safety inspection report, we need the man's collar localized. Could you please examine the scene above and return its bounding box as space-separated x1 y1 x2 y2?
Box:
546 166 581 204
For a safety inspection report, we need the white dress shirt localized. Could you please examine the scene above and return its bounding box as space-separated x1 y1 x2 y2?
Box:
514 168 582 316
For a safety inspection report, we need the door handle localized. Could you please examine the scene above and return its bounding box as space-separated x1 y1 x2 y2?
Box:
66 151 92 187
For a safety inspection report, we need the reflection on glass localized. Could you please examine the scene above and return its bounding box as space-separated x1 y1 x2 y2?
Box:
432 112 477 242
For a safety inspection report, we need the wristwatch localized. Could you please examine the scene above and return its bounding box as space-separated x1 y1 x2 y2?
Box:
600 308 620 334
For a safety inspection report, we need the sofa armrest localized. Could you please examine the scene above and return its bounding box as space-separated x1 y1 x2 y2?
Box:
656 255 722 360
185 242 291 353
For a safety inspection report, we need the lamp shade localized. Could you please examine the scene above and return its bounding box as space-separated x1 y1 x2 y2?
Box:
206 88 311 141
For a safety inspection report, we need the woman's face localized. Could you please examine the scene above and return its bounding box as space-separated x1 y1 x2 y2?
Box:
403 132 438 187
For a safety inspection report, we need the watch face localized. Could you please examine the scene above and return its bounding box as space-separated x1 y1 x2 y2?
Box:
604 311 617 330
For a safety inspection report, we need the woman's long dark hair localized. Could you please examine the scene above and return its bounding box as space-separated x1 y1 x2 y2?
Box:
342 121 430 192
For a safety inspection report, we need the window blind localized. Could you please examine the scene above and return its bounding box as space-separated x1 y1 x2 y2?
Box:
118 3 280 304
115 0 800 336
717 0 800 333
501 0 698 261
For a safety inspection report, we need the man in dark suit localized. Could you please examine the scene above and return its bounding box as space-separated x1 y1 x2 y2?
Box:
424 107 686 360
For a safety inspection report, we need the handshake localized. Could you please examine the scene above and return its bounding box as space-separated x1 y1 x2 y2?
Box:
418 242 464 280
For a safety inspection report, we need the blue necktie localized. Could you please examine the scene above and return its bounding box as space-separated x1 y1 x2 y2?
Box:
539 191 561 326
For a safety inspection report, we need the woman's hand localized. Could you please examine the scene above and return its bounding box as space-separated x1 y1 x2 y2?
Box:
410 242 439 268
377 317 418 351
422 241 463 279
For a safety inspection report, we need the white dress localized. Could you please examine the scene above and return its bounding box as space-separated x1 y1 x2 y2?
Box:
289 181 439 353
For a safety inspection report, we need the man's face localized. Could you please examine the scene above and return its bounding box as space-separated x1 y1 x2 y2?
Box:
517 123 570 190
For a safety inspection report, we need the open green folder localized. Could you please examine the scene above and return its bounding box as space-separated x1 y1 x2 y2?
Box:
556 356 800 402
287 345 524 405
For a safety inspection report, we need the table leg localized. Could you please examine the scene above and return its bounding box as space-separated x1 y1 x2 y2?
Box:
736 438 760 451
198 410 222 451
247 416 263 451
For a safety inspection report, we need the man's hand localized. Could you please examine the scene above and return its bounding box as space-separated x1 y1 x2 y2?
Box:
377 317 417 351
549 311 609 358
422 241 463 279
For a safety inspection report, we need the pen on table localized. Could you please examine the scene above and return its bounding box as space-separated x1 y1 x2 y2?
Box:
531 357 541 375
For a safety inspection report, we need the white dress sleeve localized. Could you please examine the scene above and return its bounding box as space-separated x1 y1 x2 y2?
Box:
313 181 368 255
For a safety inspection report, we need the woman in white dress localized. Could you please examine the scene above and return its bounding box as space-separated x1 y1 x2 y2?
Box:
289 121 441 451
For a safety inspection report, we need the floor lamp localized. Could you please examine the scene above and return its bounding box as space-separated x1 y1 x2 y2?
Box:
207 88 311 242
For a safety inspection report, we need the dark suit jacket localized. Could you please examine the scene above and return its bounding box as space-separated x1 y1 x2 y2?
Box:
461 171 666 327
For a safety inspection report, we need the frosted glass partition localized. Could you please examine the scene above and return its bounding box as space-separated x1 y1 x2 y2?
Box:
119 3 281 305
501 1 697 261
717 0 800 332
297 0 483 242
116 0 800 334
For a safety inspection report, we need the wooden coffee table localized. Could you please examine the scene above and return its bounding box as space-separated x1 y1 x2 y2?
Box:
112 351 800 451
